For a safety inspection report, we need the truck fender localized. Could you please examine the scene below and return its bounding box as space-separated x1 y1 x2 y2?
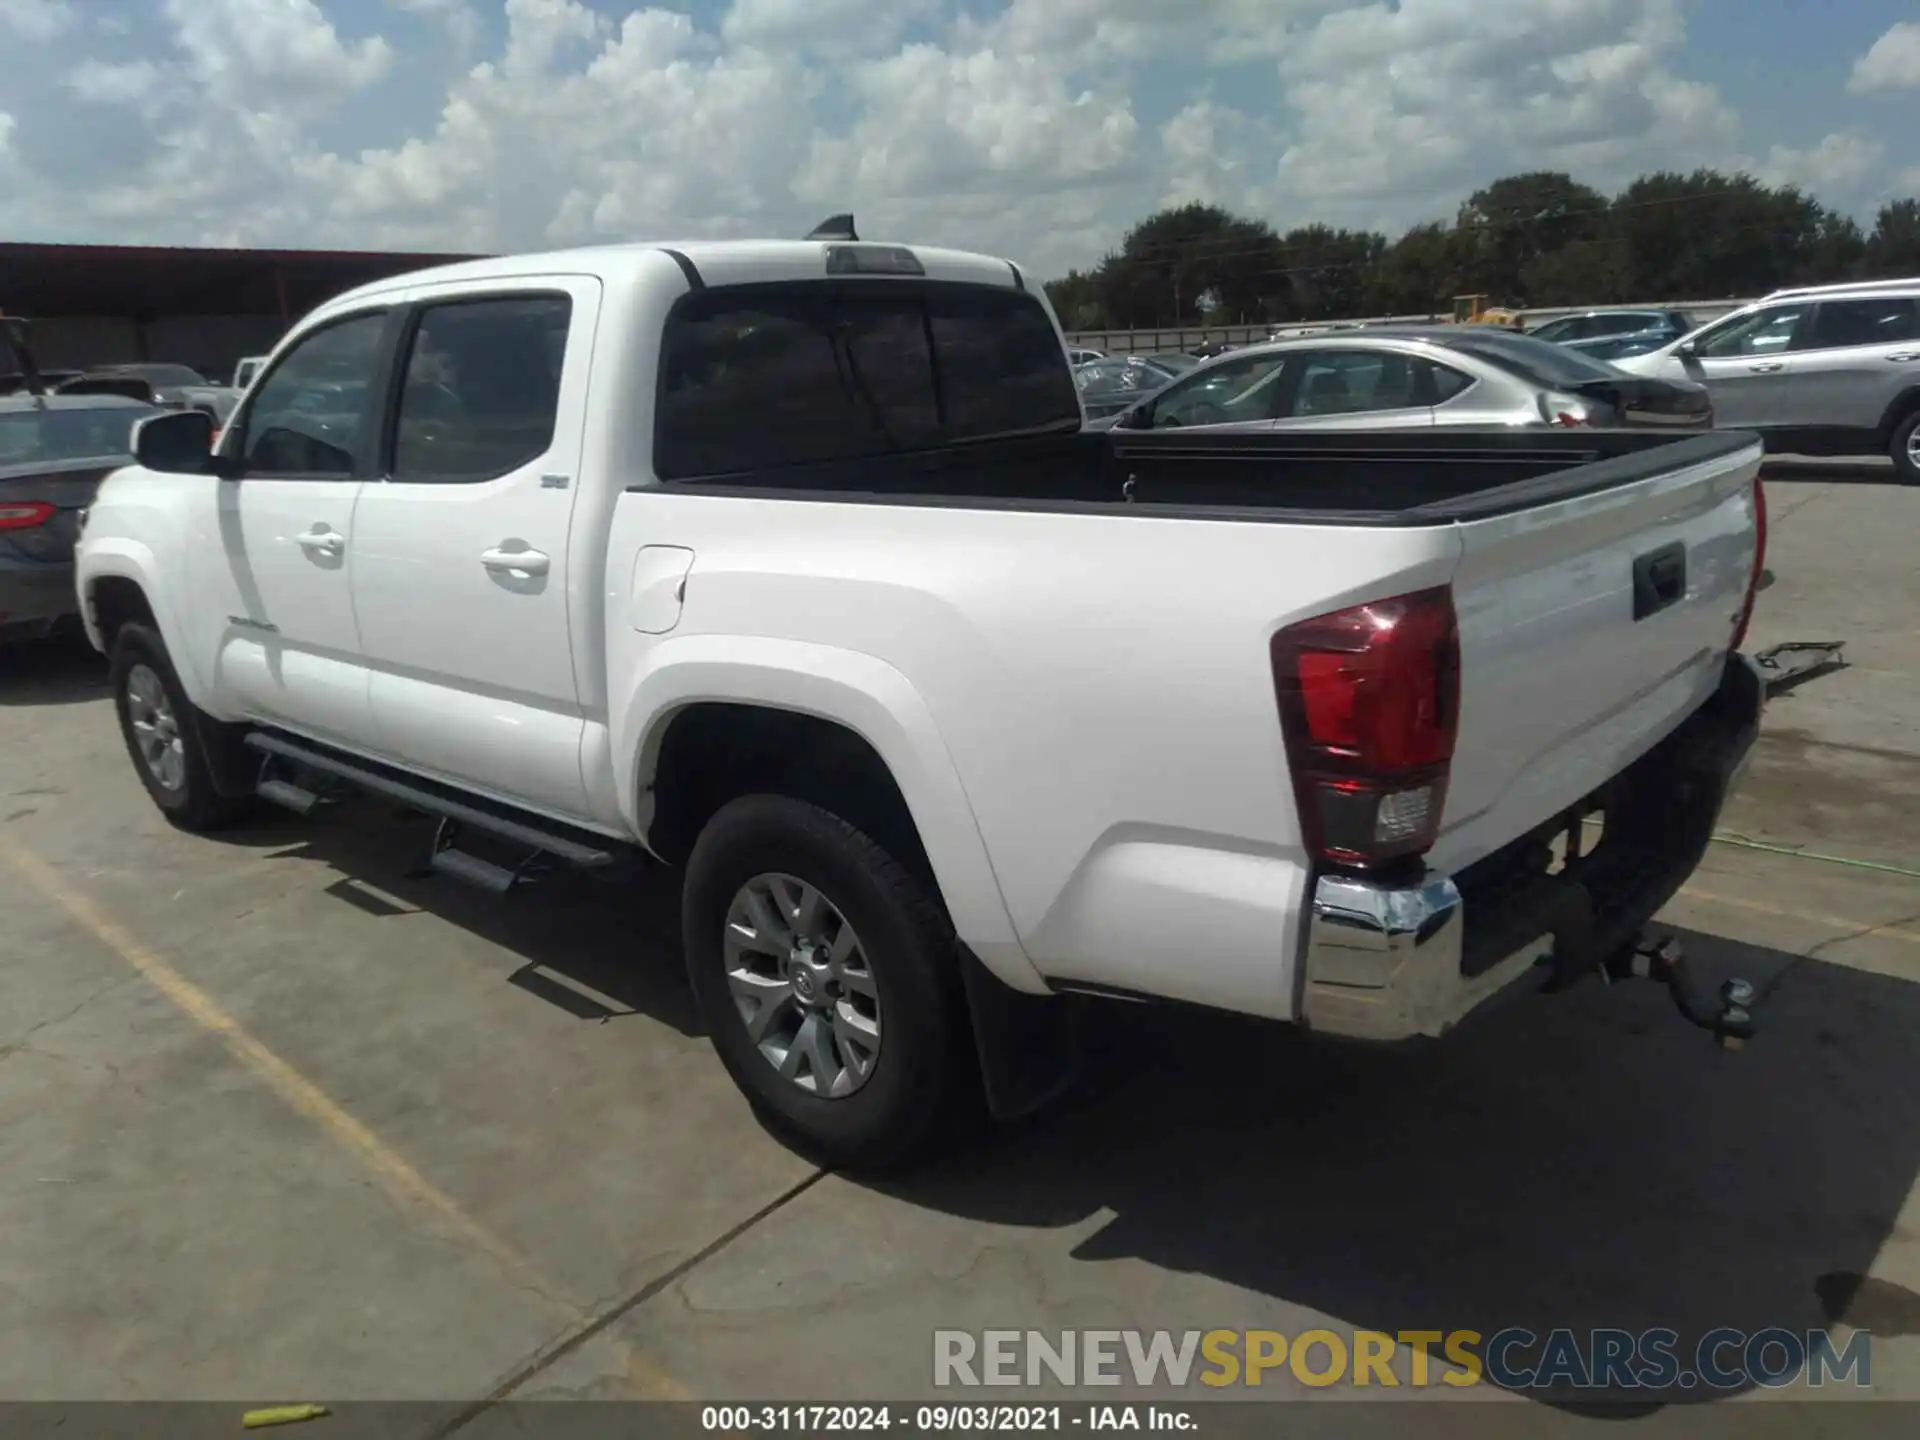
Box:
77 541 213 709
615 634 1048 995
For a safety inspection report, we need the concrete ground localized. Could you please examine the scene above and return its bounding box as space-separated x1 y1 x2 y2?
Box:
1 461 1916 1434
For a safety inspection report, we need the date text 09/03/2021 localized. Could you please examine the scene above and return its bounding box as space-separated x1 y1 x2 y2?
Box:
701 1407 1191 1432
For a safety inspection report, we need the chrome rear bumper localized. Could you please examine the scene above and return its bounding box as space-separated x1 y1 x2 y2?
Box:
1298 653 1764 1043
1299 874 1550 1041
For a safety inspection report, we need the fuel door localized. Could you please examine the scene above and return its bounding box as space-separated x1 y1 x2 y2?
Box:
630 545 695 634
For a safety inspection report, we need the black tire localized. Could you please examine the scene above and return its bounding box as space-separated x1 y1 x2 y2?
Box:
109 623 253 832
1889 412 1920 484
682 794 974 1171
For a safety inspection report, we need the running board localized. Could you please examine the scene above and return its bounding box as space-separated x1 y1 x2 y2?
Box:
241 731 618 872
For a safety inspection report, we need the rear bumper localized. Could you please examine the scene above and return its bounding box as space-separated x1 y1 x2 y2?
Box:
0 560 79 643
1298 652 1764 1042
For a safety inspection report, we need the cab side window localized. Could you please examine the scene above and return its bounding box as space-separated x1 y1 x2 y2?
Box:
236 312 388 477
392 296 573 483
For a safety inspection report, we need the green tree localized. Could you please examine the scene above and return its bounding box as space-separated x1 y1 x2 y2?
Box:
1363 222 1466 316
1093 204 1286 327
1271 225 1388 320
1453 171 1610 304
1866 199 1920 276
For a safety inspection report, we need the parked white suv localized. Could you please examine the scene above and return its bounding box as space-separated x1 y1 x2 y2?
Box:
75 232 1766 1168
1615 277 1920 481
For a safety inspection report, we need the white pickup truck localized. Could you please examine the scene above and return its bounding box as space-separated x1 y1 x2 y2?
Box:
74 233 1768 1168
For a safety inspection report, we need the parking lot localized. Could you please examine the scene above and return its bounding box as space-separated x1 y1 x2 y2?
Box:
2 462 1917 1432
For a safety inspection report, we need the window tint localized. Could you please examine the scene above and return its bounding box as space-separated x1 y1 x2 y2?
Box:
1529 317 1581 343
655 283 1079 480
1801 298 1918 351
1694 305 1806 359
1437 330 1621 387
1282 349 1434 418
393 296 572 483
1590 313 1650 336
238 313 387 477
0 403 157 465
1430 363 1475 403
1144 352 1291 428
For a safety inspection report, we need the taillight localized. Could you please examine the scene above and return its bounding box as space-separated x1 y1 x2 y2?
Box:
1730 475 1766 650
1272 587 1460 870
0 501 55 531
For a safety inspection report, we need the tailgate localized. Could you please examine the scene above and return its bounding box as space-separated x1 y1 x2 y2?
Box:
1428 437 1762 873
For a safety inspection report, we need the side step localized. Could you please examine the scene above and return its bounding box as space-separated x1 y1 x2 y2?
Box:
242 732 619 894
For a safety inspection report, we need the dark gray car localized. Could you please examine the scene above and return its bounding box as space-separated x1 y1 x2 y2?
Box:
57 363 239 426
1529 309 1695 362
0 394 157 644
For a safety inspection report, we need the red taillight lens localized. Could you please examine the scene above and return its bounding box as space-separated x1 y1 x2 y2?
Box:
1730 475 1766 651
1272 587 1460 869
0 501 56 532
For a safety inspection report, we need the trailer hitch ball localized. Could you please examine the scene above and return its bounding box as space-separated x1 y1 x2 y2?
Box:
1613 933 1760 1049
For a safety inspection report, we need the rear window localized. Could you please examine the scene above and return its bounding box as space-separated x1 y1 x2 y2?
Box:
0 403 155 465
1437 330 1622 388
655 282 1080 481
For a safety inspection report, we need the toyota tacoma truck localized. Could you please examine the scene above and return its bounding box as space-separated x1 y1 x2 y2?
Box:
73 231 1767 1169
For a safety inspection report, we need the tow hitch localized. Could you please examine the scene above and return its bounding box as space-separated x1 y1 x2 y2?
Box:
1604 933 1759 1050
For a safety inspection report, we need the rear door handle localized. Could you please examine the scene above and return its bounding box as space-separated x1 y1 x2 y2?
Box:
295 527 344 556
1747 361 1785 374
481 546 550 577
1887 351 1920 362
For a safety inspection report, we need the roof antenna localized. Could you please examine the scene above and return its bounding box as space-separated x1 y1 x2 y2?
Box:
805 214 858 242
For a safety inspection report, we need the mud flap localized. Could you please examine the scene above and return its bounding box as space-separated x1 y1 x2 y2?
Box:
957 947 1083 1122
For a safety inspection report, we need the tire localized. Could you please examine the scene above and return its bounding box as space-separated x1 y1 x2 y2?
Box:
1889 411 1920 484
109 623 253 832
682 794 974 1171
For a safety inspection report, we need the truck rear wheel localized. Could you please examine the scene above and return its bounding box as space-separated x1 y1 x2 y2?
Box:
682 794 971 1171
110 623 253 832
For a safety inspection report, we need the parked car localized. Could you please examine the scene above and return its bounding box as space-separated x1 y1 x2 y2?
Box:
1612 278 1920 481
1067 347 1105 366
1111 325 1712 433
1 369 84 396
77 232 1763 1170
57 363 240 426
1073 354 1186 420
1530 309 1696 361
232 355 269 391
1 393 157 644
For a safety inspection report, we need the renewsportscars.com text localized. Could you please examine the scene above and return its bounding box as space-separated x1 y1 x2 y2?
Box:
933 1328 1872 1391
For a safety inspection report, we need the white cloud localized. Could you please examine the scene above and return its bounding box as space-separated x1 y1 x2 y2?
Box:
1763 131 1887 200
0 0 1911 278
66 59 161 107
0 0 69 41
162 0 391 104
723 0 939 57
1260 0 1741 229
1850 21 1920 94
392 0 483 52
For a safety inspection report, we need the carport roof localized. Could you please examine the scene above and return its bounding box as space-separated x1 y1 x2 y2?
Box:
0 241 486 319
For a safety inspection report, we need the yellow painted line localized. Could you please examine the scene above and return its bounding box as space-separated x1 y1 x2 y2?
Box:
1677 884 1920 948
0 837 689 1400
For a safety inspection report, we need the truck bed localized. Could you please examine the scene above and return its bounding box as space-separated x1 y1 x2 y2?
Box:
644 426 1759 525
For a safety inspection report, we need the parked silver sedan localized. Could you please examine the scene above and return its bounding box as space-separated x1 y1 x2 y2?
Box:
1106 326 1712 434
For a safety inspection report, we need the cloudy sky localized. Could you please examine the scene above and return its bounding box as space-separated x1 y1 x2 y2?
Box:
2 0 1918 277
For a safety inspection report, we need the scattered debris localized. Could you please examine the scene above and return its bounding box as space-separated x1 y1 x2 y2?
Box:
242 1405 330 1430
1753 640 1846 695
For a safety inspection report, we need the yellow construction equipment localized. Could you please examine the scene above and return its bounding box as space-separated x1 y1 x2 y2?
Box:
1450 295 1525 327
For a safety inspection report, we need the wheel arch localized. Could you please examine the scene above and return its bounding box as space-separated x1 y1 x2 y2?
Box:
79 546 215 710
616 637 1044 993
1875 385 1920 447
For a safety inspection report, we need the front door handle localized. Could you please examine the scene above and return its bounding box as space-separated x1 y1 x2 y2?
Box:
1887 351 1920 363
481 545 550 577
1747 361 1785 374
295 527 344 556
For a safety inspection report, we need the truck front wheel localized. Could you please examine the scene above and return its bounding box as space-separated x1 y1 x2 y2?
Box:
682 794 972 1171
110 623 253 832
